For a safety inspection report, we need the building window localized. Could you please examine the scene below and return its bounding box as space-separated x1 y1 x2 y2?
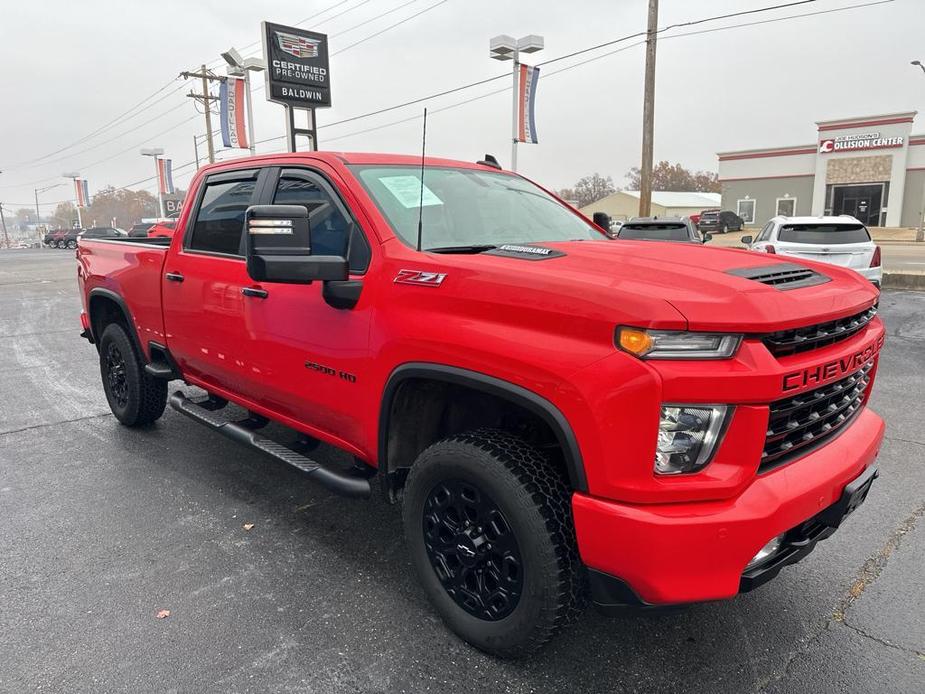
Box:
775 197 796 217
737 199 756 224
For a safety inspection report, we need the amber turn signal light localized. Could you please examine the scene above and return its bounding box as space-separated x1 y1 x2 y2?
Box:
617 327 653 356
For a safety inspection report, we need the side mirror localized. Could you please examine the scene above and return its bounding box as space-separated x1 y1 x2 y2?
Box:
703 233 712 243
740 235 753 245
592 211 611 233
244 204 348 284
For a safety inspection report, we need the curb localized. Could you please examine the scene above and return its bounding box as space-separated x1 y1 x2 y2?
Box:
882 272 925 291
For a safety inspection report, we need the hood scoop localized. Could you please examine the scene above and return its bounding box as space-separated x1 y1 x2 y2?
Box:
726 263 831 291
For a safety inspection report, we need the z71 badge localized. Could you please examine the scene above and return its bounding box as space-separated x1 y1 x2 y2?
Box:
394 270 447 287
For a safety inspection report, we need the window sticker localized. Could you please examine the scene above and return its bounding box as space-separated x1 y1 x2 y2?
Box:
379 175 443 209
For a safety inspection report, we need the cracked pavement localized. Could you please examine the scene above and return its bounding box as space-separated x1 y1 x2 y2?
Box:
0 250 923 693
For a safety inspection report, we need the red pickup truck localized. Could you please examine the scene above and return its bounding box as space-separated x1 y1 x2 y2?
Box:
77 152 884 657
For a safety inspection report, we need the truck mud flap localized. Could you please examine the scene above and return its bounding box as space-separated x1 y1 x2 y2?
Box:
168 391 371 498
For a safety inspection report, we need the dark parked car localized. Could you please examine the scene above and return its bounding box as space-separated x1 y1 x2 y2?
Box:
80 227 125 241
697 209 744 234
128 223 155 237
616 217 710 244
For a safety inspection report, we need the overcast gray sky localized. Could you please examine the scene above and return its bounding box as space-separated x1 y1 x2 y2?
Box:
0 0 921 211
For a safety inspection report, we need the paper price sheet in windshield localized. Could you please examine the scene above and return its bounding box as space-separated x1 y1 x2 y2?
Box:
380 175 444 209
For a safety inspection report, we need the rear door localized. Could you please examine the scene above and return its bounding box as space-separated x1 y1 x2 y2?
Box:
774 222 874 269
162 168 270 394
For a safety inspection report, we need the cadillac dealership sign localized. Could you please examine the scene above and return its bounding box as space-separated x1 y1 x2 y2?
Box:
818 132 904 154
262 21 331 108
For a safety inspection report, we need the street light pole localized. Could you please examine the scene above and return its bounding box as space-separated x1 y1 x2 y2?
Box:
912 61 925 242
222 48 266 158
140 148 166 219
62 172 83 228
34 183 64 221
490 34 544 172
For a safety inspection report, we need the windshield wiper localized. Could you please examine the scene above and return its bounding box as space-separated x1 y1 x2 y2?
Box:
425 244 498 254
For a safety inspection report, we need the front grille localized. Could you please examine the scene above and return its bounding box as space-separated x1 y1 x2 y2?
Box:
727 263 831 290
760 362 873 472
762 303 879 357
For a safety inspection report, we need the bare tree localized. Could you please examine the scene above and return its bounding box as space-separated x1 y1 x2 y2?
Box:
559 173 617 208
626 161 719 193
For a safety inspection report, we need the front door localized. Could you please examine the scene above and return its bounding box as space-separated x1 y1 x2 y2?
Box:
162 168 269 396
241 165 375 449
833 184 882 226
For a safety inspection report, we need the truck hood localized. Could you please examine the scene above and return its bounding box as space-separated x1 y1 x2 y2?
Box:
440 239 879 333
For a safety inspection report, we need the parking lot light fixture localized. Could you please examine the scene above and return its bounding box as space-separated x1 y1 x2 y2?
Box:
140 149 166 219
62 172 83 228
489 34 544 172
221 47 265 157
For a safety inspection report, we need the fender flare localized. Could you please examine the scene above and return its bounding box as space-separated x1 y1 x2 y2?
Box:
378 363 588 492
87 288 145 358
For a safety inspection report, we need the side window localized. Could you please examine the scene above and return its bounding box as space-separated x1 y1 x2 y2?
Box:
757 222 774 243
273 170 371 273
188 176 258 256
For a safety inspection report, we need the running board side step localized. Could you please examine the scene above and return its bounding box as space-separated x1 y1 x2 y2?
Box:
168 392 371 498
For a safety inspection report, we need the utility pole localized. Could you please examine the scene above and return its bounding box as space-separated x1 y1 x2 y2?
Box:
180 64 222 164
0 203 10 249
638 0 659 217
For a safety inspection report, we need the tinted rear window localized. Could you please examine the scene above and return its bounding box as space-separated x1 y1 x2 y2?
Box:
779 223 871 245
619 223 690 241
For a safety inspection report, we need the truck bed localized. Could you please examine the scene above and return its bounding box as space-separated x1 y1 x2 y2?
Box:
77 237 170 359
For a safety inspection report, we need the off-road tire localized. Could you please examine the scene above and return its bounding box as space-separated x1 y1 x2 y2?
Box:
98 323 167 426
402 429 584 658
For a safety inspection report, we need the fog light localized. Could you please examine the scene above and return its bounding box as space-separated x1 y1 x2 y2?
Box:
746 534 785 570
654 404 730 475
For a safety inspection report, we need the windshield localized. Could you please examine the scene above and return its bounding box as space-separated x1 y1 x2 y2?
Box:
779 223 871 245
619 223 691 242
350 165 602 249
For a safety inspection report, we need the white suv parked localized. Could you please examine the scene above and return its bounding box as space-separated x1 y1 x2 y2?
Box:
742 215 881 286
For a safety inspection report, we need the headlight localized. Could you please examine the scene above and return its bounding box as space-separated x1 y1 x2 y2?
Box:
655 404 731 475
617 327 742 359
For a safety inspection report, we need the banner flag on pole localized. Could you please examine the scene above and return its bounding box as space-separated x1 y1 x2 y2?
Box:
516 64 540 144
75 178 90 207
157 158 175 195
220 78 249 149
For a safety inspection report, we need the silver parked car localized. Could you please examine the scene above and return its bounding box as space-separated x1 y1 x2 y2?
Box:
741 215 881 286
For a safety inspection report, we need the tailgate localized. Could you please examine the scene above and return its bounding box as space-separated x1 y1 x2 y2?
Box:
779 242 874 269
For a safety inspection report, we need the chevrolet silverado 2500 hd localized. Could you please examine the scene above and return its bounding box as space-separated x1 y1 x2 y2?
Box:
77 152 884 657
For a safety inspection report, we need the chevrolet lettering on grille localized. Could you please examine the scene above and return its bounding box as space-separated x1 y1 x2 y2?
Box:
782 333 884 393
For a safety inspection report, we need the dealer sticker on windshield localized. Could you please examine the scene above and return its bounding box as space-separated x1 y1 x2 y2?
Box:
380 175 443 209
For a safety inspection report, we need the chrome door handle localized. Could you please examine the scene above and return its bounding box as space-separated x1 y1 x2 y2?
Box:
242 287 268 299
165 272 184 282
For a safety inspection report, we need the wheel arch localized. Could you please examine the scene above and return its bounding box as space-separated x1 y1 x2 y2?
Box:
87 288 145 358
378 363 588 494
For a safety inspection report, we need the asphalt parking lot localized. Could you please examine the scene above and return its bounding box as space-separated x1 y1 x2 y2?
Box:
1 249 923 693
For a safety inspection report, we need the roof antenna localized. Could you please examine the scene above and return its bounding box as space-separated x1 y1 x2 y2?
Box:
416 107 427 252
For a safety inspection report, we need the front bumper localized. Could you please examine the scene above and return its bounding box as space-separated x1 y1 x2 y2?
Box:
572 407 884 606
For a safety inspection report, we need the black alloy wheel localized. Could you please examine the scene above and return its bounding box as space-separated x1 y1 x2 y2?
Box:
98 323 167 426
402 429 584 657
422 478 524 621
104 340 129 409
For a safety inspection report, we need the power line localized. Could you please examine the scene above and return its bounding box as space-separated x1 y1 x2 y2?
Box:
6 0 894 198
2 0 368 174
331 0 450 55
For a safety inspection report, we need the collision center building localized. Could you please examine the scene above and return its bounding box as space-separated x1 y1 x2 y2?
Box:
717 111 925 228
